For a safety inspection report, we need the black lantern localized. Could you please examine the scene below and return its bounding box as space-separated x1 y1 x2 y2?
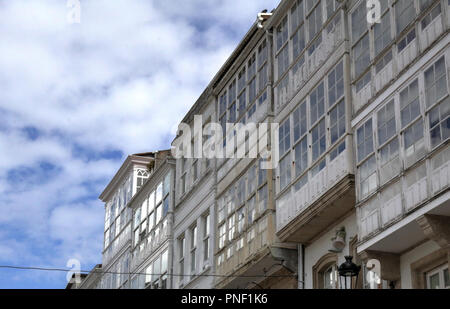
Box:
338 256 361 289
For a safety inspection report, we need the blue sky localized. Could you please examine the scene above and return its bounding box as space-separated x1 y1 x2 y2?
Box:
0 0 280 288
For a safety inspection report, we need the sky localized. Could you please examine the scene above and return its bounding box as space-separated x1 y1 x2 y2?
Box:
0 0 280 289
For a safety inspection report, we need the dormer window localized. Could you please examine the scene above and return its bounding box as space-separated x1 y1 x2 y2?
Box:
136 169 150 192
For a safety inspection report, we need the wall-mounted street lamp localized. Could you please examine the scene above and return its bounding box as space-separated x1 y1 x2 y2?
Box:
338 256 361 289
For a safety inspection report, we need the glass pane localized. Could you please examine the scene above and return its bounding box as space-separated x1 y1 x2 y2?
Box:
444 268 450 288
428 273 440 289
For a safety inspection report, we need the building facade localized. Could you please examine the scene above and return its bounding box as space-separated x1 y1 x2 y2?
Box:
90 0 449 289
172 87 217 289
128 150 175 289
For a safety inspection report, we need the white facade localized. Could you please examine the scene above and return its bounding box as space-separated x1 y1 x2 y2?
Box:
91 0 450 290
172 90 217 289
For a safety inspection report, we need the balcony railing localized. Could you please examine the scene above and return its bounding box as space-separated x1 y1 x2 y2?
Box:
276 146 353 232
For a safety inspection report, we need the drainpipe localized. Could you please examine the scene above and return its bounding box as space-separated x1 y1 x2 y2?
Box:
298 244 305 289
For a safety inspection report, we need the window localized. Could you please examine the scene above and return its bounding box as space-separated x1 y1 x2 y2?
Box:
400 79 420 129
227 215 235 241
294 137 308 177
237 177 246 206
156 182 162 204
248 54 256 80
247 103 256 119
377 100 396 145
258 40 267 67
311 159 326 178
398 29 416 53
228 80 236 106
359 155 377 198
351 1 367 42
330 140 346 162
291 0 304 31
420 0 435 11
258 161 267 187
395 0 415 34
247 196 256 225
310 82 325 125
326 0 338 20
190 226 197 273
323 265 337 289
218 197 225 223
259 64 268 92
426 264 450 289
161 250 168 289
277 17 288 51
356 71 371 93
308 1 323 42
328 61 344 108
293 102 307 142
219 224 226 249
238 90 246 119
375 50 393 74
203 214 210 261
162 196 169 217
312 118 326 161
330 100 346 145
429 100 450 149
308 35 322 55
425 56 448 109
279 118 291 156
280 154 292 191
404 119 424 153
294 173 308 192
247 164 256 196
152 256 160 289
238 68 246 93
229 102 236 123
421 4 441 30
258 184 268 212
374 12 391 56
292 24 306 59
380 137 399 165
353 33 370 78
219 92 227 116
136 169 149 191
237 207 245 234
277 45 289 79
227 187 235 214
249 78 256 104
155 203 162 224
145 264 153 285
163 172 170 196
259 91 267 105
192 159 198 183
357 119 374 163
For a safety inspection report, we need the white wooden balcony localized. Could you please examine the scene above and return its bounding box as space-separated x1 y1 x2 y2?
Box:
276 145 355 243
419 13 444 53
358 144 450 241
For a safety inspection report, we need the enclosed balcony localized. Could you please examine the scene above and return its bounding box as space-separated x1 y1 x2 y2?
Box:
276 136 355 243
358 145 450 248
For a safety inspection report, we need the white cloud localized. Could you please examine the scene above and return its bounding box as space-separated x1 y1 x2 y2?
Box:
0 0 280 288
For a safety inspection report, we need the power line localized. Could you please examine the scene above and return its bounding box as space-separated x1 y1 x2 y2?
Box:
0 265 296 279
